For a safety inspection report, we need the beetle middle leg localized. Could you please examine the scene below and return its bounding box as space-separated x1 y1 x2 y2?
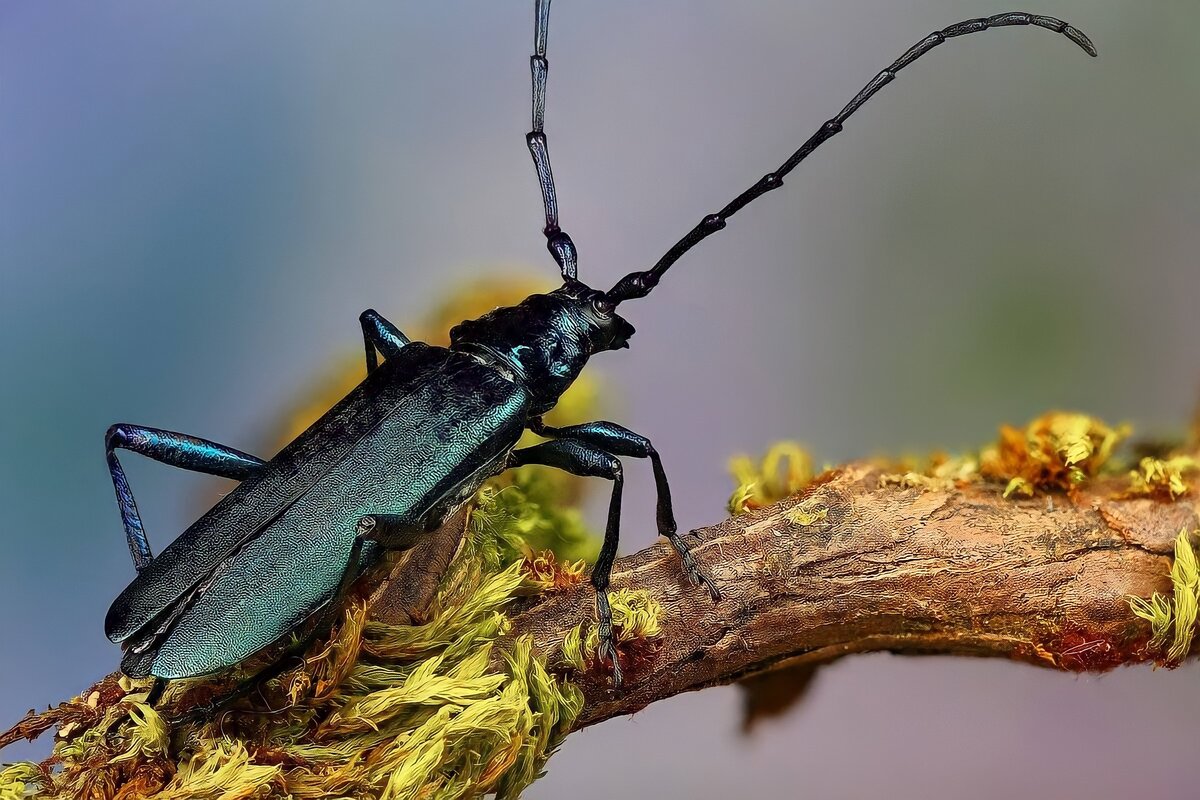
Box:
105 424 265 571
359 309 411 373
529 418 720 601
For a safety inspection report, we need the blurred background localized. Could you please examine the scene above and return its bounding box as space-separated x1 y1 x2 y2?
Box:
2 1 1198 797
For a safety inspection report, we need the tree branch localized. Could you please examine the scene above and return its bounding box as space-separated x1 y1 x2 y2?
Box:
3 452 1196 798
508 464 1196 729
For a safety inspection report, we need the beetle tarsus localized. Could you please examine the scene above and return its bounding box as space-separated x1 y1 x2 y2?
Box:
595 590 623 687
667 535 722 602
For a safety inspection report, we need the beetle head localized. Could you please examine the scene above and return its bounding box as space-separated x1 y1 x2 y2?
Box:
449 282 633 413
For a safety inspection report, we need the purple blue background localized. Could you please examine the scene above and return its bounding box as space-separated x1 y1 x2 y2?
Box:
2 2 1199 797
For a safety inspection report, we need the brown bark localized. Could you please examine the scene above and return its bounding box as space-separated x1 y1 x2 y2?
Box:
507 464 1197 729
3 466 1193 752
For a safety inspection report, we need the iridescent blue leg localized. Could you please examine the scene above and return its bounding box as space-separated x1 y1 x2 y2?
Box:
509 438 626 683
105 424 265 571
359 309 411 373
531 418 720 601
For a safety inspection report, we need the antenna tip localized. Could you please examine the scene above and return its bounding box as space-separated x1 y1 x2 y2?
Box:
1065 25 1098 57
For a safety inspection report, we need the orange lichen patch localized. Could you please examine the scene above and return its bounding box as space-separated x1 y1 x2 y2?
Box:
979 412 1129 498
521 551 587 592
1126 455 1198 501
728 441 816 515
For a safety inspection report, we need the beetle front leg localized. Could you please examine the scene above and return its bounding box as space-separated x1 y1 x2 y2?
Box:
509 438 627 684
530 418 720 600
105 424 265 571
359 309 411 373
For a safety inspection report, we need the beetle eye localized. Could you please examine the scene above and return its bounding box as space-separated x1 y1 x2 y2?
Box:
591 296 614 317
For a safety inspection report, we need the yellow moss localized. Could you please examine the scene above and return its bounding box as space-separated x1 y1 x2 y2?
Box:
109 703 168 764
159 742 282 800
980 411 1129 498
581 589 663 657
1167 529 1199 662
728 441 815 515
605 589 663 643
0 764 41 800
560 589 665 674
1128 592 1173 649
1127 455 1197 501
3 486 587 799
727 481 758 516
879 454 979 492
560 624 587 673
1127 528 1200 662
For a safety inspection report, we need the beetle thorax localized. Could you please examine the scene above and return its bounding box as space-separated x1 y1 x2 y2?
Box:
449 284 634 415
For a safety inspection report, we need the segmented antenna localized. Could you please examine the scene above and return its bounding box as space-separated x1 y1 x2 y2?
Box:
607 12 1096 304
527 0 578 281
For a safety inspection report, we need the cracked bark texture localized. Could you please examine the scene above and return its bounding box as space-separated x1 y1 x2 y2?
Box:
507 464 1197 729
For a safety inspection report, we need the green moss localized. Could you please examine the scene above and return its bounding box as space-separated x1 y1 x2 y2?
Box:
479 467 600 565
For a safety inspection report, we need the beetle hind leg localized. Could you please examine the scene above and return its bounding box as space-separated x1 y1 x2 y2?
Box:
105 424 265 571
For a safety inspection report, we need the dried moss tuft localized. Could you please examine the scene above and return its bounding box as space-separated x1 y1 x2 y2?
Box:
1126 455 1197 501
980 412 1128 498
521 551 587 593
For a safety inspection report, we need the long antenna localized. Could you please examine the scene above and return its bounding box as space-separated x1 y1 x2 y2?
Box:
527 0 579 281
607 12 1096 304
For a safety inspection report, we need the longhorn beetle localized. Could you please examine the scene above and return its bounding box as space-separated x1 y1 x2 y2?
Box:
102 3 1096 688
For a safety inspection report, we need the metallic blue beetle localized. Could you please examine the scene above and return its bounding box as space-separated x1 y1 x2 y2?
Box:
103 2 1095 687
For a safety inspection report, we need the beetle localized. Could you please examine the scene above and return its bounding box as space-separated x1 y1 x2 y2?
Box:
102 2 1096 688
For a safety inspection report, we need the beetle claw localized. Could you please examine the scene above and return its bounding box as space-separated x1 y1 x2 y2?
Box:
595 591 624 686
598 632 623 687
666 534 721 603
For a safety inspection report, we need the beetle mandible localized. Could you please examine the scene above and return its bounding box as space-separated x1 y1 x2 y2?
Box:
102 2 1096 688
